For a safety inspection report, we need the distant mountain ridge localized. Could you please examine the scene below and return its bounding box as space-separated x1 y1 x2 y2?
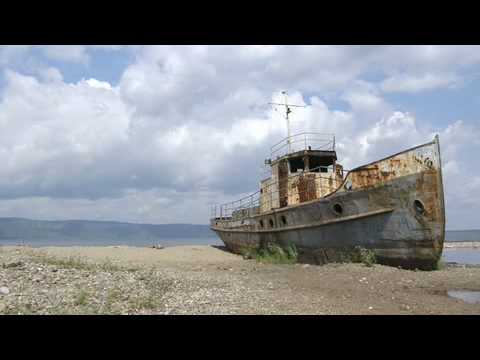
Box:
0 217 214 242
0 217 478 243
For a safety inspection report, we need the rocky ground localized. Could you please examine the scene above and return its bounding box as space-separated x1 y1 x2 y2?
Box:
1 245 479 315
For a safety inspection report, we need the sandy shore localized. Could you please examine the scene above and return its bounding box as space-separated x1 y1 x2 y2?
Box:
1 245 480 314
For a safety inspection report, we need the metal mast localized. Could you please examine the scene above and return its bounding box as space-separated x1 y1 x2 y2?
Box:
269 91 305 153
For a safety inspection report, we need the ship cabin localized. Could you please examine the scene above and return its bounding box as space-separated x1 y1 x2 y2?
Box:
260 136 344 214
210 132 345 223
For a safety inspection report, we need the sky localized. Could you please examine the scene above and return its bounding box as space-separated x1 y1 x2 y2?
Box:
0 45 479 229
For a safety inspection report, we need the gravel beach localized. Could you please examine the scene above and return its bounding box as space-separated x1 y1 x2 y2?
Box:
1 245 479 315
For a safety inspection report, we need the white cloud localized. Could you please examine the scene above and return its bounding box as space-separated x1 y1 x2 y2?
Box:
0 70 131 197
381 73 459 93
85 78 113 90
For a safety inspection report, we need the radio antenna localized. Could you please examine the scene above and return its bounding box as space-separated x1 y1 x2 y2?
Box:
269 91 306 153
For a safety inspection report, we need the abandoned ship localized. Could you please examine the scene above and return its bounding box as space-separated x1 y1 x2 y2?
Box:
210 96 445 270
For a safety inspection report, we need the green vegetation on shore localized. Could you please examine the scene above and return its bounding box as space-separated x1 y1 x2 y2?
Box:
30 251 139 272
240 243 298 264
240 244 377 267
352 247 376 267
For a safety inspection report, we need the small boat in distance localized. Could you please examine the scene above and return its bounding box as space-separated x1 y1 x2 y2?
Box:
210 93 445 270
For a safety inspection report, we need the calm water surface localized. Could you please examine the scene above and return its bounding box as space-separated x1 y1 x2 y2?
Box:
447 290 480 304
0 237 222 248
442 248 480 265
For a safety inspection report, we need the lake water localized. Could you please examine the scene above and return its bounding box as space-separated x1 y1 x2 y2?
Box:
442 248 480 265
447 290 480 304
0 237 223 248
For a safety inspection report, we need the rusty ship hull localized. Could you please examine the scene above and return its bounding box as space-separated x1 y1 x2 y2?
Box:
211 135 445 270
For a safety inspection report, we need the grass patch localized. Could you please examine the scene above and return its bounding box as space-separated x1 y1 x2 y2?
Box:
354 247 377 267
129 296 158 311
334 247 378 267
94 288 125 314
4 305 35 315
37 255 97 270
97 258 126 272
33 254 138 272
74 290 89 306
240 243 298 264
106 288 123 304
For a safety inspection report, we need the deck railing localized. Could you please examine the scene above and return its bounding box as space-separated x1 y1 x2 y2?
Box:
270 132 335 160
210 165 347 221
210 190 261 220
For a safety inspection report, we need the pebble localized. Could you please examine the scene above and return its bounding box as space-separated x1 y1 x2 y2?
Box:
0 286 10 295
0 302 6 312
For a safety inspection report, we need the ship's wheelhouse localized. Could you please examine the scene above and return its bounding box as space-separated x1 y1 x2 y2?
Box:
259 148 343 213
210 132 343 221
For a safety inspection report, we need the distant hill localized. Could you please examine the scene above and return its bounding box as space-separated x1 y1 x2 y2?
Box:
0 217 214 243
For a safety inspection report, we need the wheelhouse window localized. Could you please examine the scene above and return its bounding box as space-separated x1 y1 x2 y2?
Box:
288 157 305 173
309 155 334 173
288 155 335 174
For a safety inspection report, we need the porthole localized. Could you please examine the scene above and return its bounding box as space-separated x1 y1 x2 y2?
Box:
413 199 425 215
332 203 343 216
281 215 287 226
259 220 264 228
269 219 274 228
